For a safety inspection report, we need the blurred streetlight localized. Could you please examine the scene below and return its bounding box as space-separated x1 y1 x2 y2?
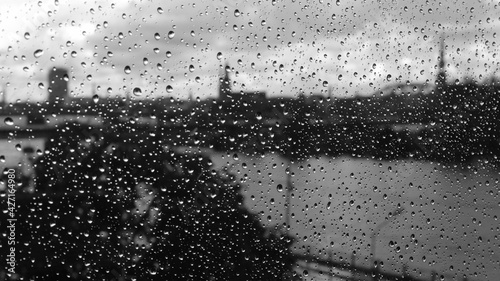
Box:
284 157 293 232
370 207 405 266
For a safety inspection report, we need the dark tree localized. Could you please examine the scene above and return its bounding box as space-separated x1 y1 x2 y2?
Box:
2 122 298 281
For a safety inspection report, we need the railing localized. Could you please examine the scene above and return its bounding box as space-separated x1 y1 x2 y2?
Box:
293 252 478 281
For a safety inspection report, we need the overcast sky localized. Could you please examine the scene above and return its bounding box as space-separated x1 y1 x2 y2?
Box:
0 0 499 102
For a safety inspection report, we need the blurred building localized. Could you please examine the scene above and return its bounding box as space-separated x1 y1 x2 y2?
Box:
48 67 69 107
435 34 447 93
218 63 266 102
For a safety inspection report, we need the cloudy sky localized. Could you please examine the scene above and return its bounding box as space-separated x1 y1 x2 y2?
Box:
0 0 498 102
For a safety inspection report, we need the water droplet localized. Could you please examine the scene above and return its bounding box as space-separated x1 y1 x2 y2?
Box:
92 94 99 103
322 81 329 87
261 20 266 26
133 87 142 96
234 9 241 17
338 74 343 81
71 51 77 58
277 184 283 192
4 117 14 126
15 144 22 151
157 7 163 14
166 85 173 93
24 32 30 39
216 52 223 60
38 83 45 89
189 65 195 72
154 33 161 40
166 51 172 58
143 57 149 65
34 49 44 58
167 31 175 39
124 66 131 74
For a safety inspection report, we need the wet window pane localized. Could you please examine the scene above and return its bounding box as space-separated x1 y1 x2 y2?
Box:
1 1 499 281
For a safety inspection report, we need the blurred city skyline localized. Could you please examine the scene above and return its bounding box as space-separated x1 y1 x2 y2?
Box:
1 0 499 103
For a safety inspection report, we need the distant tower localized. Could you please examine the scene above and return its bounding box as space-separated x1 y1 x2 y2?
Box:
219 63 232 100
436 34 447 92
48 67 68 107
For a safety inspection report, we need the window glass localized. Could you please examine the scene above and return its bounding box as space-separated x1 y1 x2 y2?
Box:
1 1 498 281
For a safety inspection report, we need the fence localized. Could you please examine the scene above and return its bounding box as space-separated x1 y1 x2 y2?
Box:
294 251 477 281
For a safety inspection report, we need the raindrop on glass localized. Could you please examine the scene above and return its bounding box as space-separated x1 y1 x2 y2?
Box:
133 87 142 96
4 117 14 126
34 49 44 58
